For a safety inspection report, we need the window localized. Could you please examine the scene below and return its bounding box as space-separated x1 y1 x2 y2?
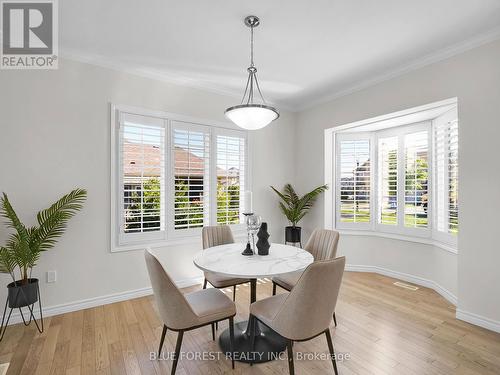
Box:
216 133 246 225
378 136 398 226
332 103 458 247
434 109 459 237
119 113 165 242
112 108 248 249
404 131 429 229
172 122 210 231
338 138 371 225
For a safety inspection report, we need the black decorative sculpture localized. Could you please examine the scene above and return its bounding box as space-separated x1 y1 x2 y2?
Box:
256 222 270 255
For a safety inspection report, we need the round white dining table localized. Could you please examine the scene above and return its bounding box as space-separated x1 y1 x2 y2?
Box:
193 243 313 363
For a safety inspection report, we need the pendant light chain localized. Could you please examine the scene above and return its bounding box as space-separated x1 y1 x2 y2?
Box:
240 21 267 105
250 24 254 67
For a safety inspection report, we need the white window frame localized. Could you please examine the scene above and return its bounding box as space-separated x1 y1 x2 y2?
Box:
325 98 458 253
212 127 249 231
372 122 433 238
168 120 211 240
376 133 399 232
116 112 167 246
335 132 375 231
111 104 250 252
432 108 458 247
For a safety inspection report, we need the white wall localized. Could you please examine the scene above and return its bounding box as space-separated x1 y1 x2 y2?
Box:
339 236 457 304
0 59 296 313
2 39 499 332
296 39 500 327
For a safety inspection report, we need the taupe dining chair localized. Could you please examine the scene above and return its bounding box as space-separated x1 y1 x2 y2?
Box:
202 225 251 302
272 228 340 325
144 250 236 374
250 257 346 375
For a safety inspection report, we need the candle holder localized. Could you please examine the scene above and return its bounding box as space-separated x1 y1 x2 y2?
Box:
242 213 262 256
242 213 254 256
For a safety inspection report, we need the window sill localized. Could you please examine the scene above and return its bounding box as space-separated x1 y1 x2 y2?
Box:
336 229 458 254
111 227 248 253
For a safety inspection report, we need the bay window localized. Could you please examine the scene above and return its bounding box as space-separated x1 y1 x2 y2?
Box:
333 105 458 247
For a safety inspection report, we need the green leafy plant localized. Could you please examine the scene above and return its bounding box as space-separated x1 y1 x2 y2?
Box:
0 189 87 285
270 184 328 227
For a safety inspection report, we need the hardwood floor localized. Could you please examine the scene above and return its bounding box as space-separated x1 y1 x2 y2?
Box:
1 272 500 375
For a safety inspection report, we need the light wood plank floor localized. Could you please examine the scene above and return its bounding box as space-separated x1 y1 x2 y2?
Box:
1 272 500 375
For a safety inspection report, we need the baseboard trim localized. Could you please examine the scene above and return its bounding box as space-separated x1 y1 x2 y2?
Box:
346 264 458 305
6 276 203 326
0 363 9 375
456 309 500 334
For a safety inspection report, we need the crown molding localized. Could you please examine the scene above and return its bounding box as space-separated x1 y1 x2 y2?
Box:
296 25 500 111
59 51 292 112
61 25 500 114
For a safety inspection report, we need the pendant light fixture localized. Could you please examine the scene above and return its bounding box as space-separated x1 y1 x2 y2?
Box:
225 16 279 130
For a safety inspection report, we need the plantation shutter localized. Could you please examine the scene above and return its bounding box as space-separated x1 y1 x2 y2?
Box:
119 113 165 238
378 136 398 225
337 136 371 226
434 109 459 235
215 132 246 225
404 131 429 228
172 122 210 231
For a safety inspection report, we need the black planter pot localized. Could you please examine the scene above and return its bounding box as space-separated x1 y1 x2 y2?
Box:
7 278 39 308
285 226 301 244
1 278 44 341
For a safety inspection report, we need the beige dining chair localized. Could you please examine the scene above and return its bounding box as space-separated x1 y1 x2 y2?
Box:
144 249 236 374
272 228 340 325
202 225 251 302
250 257 346 375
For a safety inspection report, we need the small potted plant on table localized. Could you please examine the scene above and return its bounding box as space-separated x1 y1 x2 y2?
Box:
0 189 86 340
270 184 328 246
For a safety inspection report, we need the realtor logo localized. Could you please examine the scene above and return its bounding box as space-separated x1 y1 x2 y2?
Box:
1 0 58 69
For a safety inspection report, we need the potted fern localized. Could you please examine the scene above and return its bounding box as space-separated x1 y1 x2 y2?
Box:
270 184 328 245
0 189 86 312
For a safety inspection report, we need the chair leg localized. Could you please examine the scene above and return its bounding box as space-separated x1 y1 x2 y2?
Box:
229 317 235 369
203 279 207 289
158 325 167 357
287 339 295 375
333 312 337 327
272 282 277 296
211 323 215 341
172 330 184 375
325 328 339 375
233 285 236 302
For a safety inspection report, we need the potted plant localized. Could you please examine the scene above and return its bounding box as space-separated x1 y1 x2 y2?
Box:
0 189 86 325
270 184 328 244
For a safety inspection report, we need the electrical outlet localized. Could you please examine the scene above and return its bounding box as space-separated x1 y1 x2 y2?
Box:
47 270 57 283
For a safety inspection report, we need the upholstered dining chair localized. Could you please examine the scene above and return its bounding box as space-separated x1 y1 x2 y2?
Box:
250 257 346 375
144 249 236 374
202 225 251 302
272 228 340 325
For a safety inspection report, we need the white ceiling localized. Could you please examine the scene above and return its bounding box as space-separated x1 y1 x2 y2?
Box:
60 1 500 111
